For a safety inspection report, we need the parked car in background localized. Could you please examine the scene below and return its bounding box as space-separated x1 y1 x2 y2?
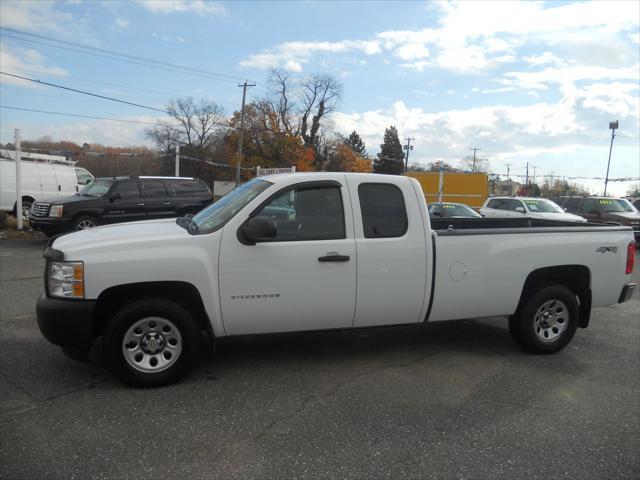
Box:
627 197 640 211
29 176 213 236
480 197 586 222
0 149 93 219
428 202 482 218
554 196 640 241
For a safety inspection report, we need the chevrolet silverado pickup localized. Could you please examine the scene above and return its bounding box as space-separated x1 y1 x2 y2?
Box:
36 173 637 387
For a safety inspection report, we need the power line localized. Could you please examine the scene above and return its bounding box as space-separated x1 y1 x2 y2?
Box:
0 27 252 85
0 105 232 129
1 71 169 114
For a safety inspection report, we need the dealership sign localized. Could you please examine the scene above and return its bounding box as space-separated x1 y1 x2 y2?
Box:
256 166 296 177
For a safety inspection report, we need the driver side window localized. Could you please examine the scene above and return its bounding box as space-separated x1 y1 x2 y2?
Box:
254 184 345 242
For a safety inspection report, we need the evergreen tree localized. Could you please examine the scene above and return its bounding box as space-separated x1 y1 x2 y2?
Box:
374 126 404 174
344 130 367 158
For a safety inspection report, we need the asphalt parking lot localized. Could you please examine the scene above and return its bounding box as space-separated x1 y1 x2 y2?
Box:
1 239 638 480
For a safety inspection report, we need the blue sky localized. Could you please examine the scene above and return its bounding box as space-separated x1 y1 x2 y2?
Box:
1 0 639 195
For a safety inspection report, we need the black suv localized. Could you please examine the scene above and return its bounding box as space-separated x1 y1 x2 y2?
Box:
554 196 640 241
29 176 213 235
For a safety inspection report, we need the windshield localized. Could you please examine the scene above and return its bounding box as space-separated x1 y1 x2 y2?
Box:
614 199 638 213
191 179 272 233
431 203 481 218
597 199 626 213
522 199 563 213
79 179 113 197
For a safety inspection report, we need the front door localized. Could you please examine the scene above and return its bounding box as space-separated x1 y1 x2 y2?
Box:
218 179 357 335
103 180 146 224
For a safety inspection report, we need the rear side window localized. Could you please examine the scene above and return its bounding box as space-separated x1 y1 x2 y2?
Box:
358 183 408 238
565 198 581 210
487 198 508 210
143 180 168 198
579 198 597 213
111 180 140 199
167 179 211 197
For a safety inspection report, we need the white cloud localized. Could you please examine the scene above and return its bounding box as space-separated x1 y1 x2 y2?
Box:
239 40 382 70
0 0 76 35
502 64 640 90
523 52 565 67
136 0 226 16
395 43 430 61
240 1 639 74
115 17 130 29
0 44 68 87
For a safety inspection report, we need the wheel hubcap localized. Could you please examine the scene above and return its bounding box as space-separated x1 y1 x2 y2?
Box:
76 219 96 230
122 317 182 373
534 299 569 343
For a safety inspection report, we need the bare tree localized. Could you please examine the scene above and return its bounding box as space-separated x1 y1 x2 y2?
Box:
267 68 295 135
460 155 489 173
166 97 226 151
299 74 342 153
146 122 181 153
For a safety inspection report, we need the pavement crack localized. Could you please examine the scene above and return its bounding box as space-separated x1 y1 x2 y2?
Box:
252 350 439 442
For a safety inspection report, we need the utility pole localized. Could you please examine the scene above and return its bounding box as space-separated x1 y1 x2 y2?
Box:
403 138 415 172
505 163 510 180
174 144 180 177
470 147 481 172
15 129 23 230
525 162 529 196
235 80 256 186
604 120 618 196
532 166 537 195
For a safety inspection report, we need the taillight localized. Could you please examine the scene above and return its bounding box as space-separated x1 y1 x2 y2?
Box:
626 241 636 274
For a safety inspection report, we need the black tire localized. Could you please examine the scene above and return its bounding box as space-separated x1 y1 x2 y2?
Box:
73 215 99 231
509 284 579 354
103 298 201 387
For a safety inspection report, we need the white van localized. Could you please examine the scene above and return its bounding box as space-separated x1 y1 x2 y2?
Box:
0 149 94 219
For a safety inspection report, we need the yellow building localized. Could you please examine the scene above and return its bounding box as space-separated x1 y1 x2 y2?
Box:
405 172 489 209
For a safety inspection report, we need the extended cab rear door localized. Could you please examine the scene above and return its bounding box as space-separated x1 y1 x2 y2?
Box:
345 176 429 327
218 176 357 335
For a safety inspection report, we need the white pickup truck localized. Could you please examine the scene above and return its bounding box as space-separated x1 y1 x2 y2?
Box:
37 173 637 386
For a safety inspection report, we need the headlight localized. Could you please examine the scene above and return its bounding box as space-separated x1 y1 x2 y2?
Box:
49 205 64 217
48 261 84 299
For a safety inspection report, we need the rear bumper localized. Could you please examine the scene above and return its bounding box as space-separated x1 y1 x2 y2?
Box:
618 283 637 304
36 292 97 350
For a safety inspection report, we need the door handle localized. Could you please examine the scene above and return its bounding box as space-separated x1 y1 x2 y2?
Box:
138 203 145 206
163 202 171 206
318 254 350 262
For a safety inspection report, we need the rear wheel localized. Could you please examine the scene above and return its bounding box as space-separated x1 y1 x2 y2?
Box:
509 284 579 354
103 298 201 387
73 215 99 230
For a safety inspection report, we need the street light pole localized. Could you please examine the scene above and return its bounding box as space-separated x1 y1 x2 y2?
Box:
604 120 618 196
403 138 415 172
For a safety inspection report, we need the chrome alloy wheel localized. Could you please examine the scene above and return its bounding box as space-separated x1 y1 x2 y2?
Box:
534 299 569 343
75 218 97 230
122 317 182 373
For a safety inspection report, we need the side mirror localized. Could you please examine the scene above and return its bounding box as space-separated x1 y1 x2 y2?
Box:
109 193 122 202
432 211 442 217
239 216 277 245
515 206 526 213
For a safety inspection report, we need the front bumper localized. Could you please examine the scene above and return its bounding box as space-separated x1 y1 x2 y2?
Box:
618 283 637 304
29 216 73 234
36 292 97 350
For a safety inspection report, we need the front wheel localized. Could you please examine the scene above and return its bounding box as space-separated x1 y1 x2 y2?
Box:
509 285 579 354
103 298 201 387
73 215 99 230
